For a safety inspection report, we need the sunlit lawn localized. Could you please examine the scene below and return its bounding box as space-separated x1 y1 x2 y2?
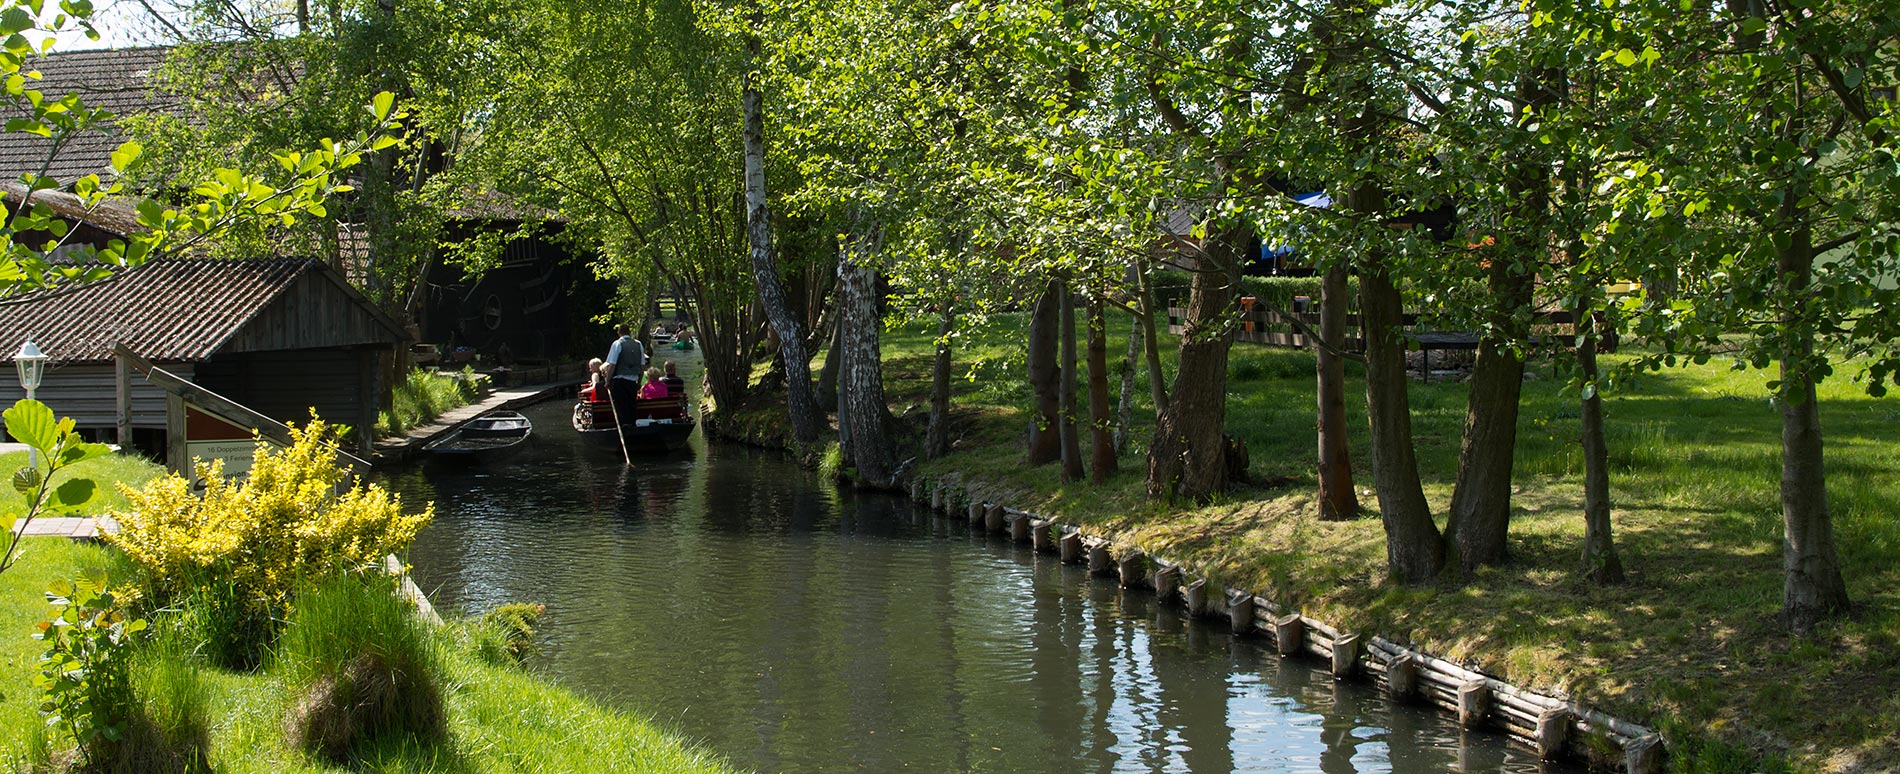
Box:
870 310 1900 772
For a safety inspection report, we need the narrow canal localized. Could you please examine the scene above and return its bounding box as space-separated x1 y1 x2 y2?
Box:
385 394 1568 774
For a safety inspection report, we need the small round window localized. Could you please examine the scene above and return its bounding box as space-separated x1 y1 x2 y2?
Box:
482 294 503 330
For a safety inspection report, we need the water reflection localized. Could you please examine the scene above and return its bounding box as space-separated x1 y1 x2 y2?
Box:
384 397 1568 774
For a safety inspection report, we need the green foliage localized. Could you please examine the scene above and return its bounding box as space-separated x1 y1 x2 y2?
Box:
278 573 445 762
105 417 433 669
2 399 112 578
32 569 146 762
457 602 546 667
377 368 481 435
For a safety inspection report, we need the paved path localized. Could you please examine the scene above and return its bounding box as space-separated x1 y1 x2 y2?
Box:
9 515 116 539
369 379 576 465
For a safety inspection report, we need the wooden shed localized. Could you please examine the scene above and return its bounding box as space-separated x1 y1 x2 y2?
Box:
0 258 407 455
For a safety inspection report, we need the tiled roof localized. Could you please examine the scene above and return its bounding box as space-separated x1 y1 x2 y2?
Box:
0 46 177 184
0 258 323 363
0 182 144 238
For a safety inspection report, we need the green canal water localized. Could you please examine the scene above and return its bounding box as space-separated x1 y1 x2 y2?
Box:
385 396 1571 773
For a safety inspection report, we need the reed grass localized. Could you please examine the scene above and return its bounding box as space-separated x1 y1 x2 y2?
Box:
376 368 481 436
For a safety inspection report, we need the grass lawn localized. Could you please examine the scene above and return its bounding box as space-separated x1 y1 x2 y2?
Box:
707 310 1900 772
0 451 165 522
0 540 738 773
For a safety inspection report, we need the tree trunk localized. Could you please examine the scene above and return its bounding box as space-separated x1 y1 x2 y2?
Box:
926 305 954 459
1777 223 1849 631
1444 69 1552 574
1114 306 1142 455
1059 280 1085 482
1087 294 1116 482
1577 308 1624 584
1360 257 1442 583
1109 262 1140 454
1146 228 1241 501
1316 262 1358 520
743 59 823 447
838 231 896 488
1027 277 1063 465
1136 261 1169 414
816 316 841 412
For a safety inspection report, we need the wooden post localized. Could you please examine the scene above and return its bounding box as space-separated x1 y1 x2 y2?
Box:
1087 544 1112 575
1331 633 1361 678
1228 591 1254 634
356 346 378 454
985 504 1005 533
910 479 925 503
114 349 132 448
1457 679 1490 728
1117 553 1146 588
1184 578 1207 616
1385 653 1418 701
1009 514 1030 542
1031 520 1054 553
1059 531 1082 563
164 392 187 476
967 501 985 527
1154 565 1179 603
1273 614 1303 656
1534 707 1570 759
932 484 946 512
1623 735 1663 774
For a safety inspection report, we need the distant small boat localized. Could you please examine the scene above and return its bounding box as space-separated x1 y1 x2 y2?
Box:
670 339 695 351
425 411 532 460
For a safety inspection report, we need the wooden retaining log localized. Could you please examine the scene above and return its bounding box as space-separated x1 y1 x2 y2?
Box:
1087 543 1113 576
1184 579 1208 617
1624 735 1663 774
932 484 946 512
1154 565 1179 603
967 501 986 527
910 479 925 503
1059 531 1083 564
985 504 1005 533
1031 520 1055 553
1009 513 1030 543
1385 653 1419 702
1535 707 1570 760
1273 614 1304 656
1118 553 1147 588
1332 633 1361 678
1458 679 1491 728
1227 590 1255 634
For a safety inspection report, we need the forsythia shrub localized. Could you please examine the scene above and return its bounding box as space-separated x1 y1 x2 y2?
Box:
105 418 433 663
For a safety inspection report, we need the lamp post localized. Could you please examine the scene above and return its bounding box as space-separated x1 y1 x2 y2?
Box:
13 339 48 467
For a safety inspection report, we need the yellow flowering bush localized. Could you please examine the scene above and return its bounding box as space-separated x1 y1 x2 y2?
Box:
104 418 433 665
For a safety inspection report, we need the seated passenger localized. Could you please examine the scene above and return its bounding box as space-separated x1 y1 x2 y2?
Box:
661 360 686 397
638 366 670 400
580 358 605 401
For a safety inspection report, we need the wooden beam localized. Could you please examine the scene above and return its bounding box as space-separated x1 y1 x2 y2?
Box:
115 343 370 471
114 349 131 447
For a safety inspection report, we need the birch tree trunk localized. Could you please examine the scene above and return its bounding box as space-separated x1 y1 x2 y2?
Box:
838 228 897 487
744 41 822 446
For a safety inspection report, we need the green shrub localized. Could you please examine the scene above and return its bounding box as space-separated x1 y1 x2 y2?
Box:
106 417 433 669
279 574 445 763
457 602 546 667
376 368 481 435
32 569 145 769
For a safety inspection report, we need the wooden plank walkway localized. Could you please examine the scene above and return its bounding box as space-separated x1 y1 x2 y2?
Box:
369 379 576 465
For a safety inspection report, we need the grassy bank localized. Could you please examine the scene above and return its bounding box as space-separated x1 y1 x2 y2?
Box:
377 368 485 436
0 451 164 522
0 539 736 773
718 310 1897 772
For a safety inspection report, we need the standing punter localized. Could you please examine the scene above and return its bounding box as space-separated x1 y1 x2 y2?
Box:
603 324 648 408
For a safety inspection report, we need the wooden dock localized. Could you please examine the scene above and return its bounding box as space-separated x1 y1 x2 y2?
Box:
370 379 576 465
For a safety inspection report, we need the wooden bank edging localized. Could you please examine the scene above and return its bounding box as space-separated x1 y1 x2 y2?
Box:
914 474 1664 774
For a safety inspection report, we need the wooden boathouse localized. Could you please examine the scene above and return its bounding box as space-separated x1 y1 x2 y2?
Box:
0 258 407 455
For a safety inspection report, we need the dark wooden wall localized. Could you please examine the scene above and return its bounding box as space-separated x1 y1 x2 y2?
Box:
220 274 403 355
194 347 380 435
0 362 192 430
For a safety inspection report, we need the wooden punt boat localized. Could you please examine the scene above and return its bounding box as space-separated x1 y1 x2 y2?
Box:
424 411 532 460
572 394 695 454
